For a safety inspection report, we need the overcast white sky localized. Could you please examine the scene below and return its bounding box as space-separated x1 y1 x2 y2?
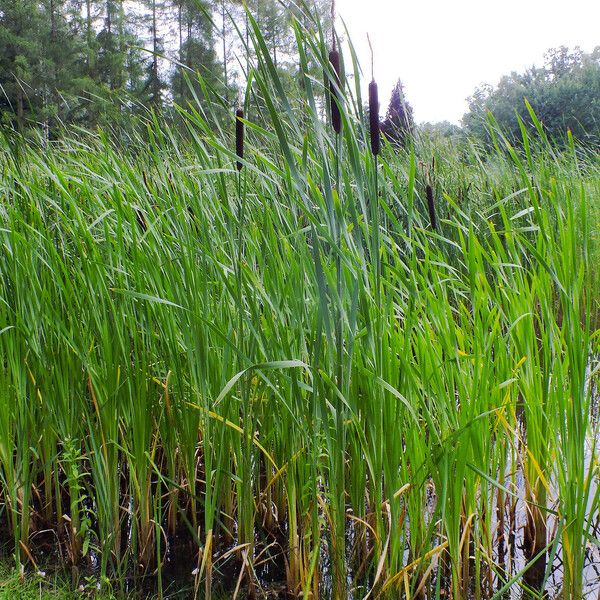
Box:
337 0 600 124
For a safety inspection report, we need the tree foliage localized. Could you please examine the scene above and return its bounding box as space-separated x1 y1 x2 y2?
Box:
0 0 331 134
463 46 600 147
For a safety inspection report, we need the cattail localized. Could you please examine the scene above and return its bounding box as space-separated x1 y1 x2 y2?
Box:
235 108 244 171
135 207 147 233
426 185 437 230
328 49 342 134
368 79 380 156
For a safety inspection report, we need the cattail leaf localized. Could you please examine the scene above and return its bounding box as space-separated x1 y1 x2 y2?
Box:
110 289 186 310
214 360 311 406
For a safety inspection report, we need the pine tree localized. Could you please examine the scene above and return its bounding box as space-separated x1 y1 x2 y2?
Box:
43 0 90 131
96 0 128 91
381 79 415 148
171 0 222 106
0 0 48 127
0 0 85 131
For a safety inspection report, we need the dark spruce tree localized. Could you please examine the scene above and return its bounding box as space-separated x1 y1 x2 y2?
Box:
381 79 415 149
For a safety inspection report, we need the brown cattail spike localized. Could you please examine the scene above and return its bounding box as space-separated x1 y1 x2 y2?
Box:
135 207 147 233
426 184 437 230
328 50 342 134
369 80 380 156
235 108 244 171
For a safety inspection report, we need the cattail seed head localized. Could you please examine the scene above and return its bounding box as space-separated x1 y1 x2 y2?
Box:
328 50 342 134
135 207 147 233
235 108 244 171
368 79 380 156
426 184 437 230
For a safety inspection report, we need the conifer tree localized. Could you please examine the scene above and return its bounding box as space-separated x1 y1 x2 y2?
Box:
381 79 415 148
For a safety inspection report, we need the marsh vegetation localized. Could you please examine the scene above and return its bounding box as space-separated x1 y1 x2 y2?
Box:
0 6 599 599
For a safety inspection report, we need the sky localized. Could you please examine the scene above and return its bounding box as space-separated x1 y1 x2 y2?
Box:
337 0 600 124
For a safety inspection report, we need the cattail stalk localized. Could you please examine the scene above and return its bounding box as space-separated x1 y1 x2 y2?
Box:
369 77 382 382
368 80 380 156
426 184 437 230
235 108 244 171
329 49 342 134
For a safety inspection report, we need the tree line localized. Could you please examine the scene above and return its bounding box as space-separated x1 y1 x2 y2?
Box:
1 1 598 148
388 46 600 149
0 0 333 133
462 46 600 147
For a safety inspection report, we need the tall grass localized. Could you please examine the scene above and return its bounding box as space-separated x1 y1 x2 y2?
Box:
0 7 598 599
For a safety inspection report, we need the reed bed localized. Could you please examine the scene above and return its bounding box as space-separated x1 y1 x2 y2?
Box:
0 9 598 599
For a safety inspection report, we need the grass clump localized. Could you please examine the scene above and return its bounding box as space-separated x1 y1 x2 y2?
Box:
0 562 115 599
